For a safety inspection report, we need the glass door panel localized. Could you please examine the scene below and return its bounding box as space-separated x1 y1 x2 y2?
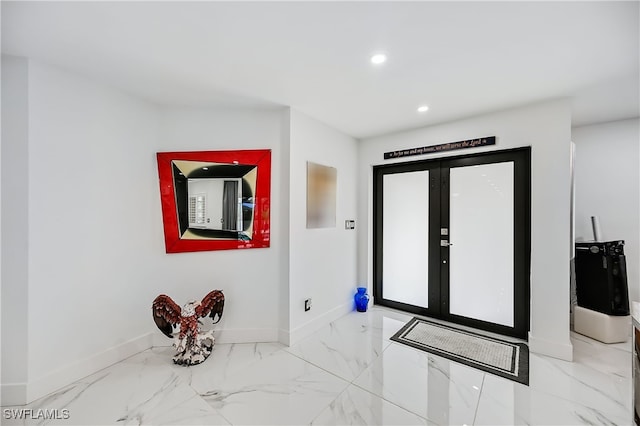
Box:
448 162 514 326
373 148 529 339
382 170 430 308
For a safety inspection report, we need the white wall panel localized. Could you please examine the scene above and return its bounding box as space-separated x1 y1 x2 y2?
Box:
288 109 358 343
573 119 640 303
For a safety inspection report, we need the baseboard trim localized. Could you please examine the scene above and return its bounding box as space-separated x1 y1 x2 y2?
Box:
151 327 280 347
6 333 154 406
1 382 28 407
278 327 291 347
286 302 353 346
528 331 573 361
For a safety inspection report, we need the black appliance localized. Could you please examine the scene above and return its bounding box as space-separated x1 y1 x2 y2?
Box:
575 240 630 316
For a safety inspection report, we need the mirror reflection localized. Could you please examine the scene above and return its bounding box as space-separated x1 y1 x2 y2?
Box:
172 161 257 241
157 149 271 253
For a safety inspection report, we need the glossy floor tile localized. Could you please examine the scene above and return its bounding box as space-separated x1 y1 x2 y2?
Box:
311 385 429 425
284 309 408 382
353 342 485 425
474 374 630 425
2 349 228 425
199 350 349 425
2 307 633 425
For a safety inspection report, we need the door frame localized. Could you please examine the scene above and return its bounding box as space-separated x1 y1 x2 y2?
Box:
373 147 531 339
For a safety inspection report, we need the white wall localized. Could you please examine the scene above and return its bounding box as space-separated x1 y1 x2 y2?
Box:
358 99 574 360
24 60 161 402
156 106 287 342
1 55 30 404
572 118 640 302
1 58 290 405
287 109 358 344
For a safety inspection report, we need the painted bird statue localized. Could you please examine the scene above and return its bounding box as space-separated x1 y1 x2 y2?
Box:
152 290 225 366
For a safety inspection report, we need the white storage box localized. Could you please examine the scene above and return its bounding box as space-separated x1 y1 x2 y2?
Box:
574 305 630 343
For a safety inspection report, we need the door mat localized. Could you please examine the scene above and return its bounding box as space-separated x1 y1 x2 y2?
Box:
390 317 529 385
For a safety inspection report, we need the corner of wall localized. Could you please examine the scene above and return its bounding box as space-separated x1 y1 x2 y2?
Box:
1 54 30 401
528 331 573 361
288 301 353 346
279 107 292 345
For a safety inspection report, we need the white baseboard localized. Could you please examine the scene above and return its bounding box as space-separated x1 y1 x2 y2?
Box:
278 328 291 347
2 333 154 406
1 382 28 407
528 331 574 361
151 327 280 347
285 302 353 346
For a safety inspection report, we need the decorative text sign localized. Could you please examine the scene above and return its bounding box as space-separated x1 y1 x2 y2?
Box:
384 136 496 160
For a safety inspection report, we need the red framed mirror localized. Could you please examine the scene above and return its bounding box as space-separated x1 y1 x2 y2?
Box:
156 149 271 253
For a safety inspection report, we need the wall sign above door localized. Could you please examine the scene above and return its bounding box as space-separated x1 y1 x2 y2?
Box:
384 136 496 160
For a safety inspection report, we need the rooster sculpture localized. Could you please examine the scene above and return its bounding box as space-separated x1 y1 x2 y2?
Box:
152 290 225 365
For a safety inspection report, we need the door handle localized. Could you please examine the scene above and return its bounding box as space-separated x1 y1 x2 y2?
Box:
440 240 453 247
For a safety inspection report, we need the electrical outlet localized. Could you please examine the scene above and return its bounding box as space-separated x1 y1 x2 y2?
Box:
304 298 312 312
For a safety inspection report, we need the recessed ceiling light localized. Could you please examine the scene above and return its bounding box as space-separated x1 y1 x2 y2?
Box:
417 105 429 113
202 167 209 170
370 53 387 65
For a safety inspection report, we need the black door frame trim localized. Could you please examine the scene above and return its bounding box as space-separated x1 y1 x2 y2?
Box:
373 147 531 339
373 161 443 318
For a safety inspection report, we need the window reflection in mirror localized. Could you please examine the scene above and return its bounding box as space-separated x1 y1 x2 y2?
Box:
172 161 257 241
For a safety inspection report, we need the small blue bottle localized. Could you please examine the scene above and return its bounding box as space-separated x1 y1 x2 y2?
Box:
354 287 369 312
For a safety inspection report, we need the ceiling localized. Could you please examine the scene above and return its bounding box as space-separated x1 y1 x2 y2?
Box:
2 1 639 139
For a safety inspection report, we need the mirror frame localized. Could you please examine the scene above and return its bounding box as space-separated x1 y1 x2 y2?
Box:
156 149 271 253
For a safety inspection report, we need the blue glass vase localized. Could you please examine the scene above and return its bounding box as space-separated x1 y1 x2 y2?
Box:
354 287 369 312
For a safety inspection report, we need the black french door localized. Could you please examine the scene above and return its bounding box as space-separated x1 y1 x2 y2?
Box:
373 147 531 339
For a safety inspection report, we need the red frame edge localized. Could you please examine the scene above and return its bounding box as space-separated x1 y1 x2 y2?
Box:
156 149 271 253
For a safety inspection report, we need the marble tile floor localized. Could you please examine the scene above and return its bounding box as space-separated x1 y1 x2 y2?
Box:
2 307 632 425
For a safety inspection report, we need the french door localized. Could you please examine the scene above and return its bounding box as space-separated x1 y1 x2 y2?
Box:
373 148 530 339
